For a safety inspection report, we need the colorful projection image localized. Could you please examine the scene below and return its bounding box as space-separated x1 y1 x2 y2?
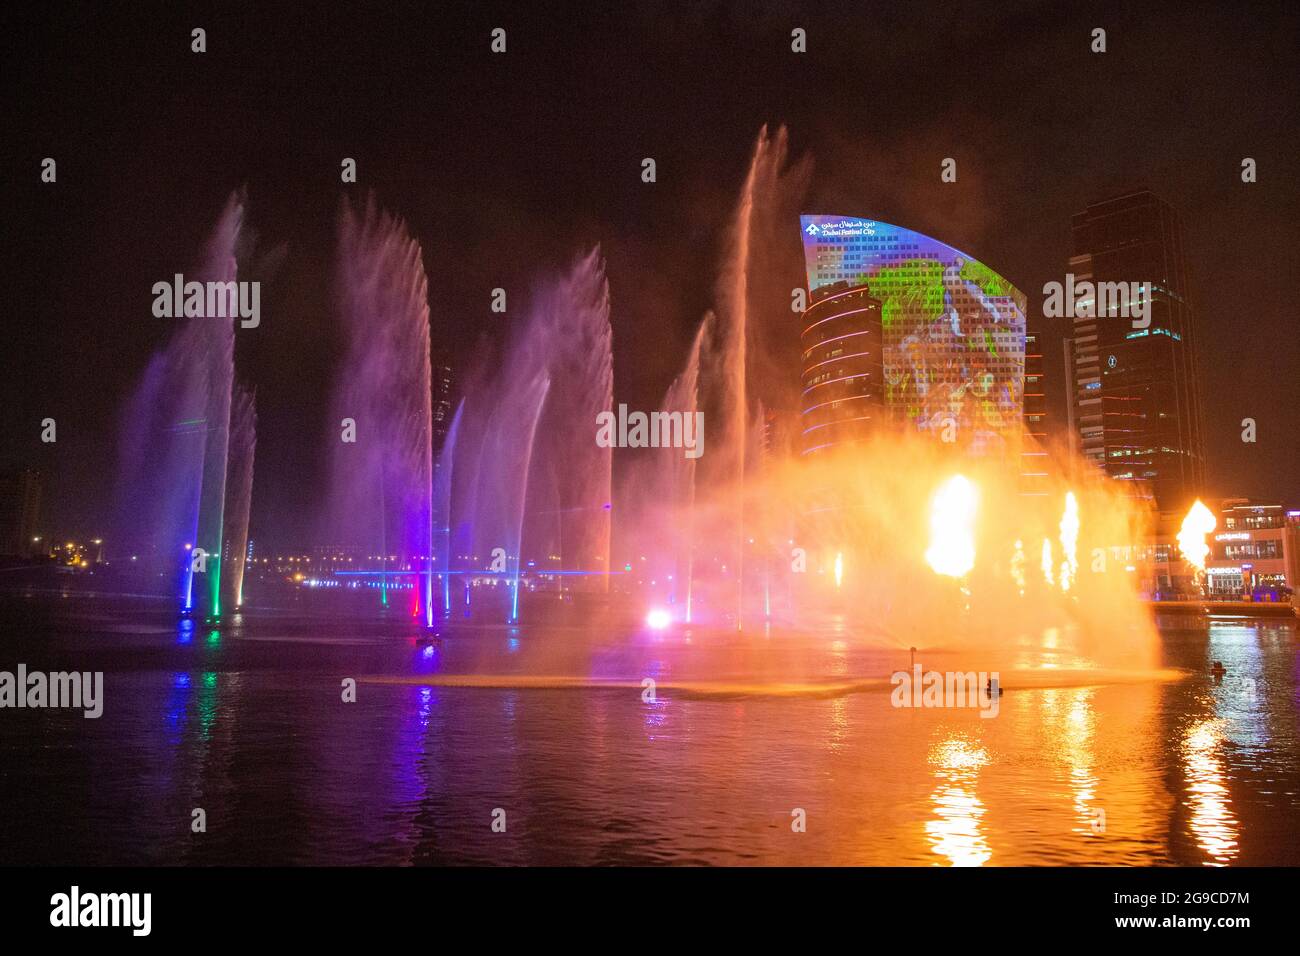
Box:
800 216 1027 453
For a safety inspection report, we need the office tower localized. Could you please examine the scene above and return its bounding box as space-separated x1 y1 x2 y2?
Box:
1065 190 1205 512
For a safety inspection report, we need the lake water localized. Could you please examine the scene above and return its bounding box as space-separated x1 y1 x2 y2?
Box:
0 594 1295 865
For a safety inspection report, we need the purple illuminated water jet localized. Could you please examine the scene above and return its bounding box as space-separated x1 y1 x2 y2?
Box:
115 191 246 617
324 194 435 623
221 383 256 610
442 249 613 620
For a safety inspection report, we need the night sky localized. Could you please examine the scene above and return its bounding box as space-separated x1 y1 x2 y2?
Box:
4 0 1297 547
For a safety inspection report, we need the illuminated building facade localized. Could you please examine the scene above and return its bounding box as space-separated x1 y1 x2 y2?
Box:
799 287 883 456
799 216 1027 456
1141 499 1300 602
1021 316 1049 496
1205 500 1300 601
1065 190 1206 512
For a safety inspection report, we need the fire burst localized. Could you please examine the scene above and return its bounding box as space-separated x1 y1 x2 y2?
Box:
925 475 978 578
1177 500 1216 572
1058 492 1079 592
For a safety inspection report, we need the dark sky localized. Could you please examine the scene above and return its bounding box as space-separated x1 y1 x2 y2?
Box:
4 0 1297 547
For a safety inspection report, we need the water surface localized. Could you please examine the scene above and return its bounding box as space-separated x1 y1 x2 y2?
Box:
0 596 1295 865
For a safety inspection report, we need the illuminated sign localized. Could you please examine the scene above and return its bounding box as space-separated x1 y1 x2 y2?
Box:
805 218 877 238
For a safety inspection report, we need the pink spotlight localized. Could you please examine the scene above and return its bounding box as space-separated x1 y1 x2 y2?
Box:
645 608 671 630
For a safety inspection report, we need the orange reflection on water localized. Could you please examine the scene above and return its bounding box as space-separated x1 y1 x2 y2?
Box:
926 736 991 866
1064 694 1101 836
1182 718 1239 866
1040 687 1102 836
1009 626 1101 673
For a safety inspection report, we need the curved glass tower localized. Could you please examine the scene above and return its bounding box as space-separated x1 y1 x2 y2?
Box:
800 287 883 456
799 216 1027 456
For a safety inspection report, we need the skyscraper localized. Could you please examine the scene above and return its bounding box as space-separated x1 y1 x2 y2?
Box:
1065 190 1205 512
799 216 1027 456
432 363 455 456
1020 315 1049 497
799 286 884 456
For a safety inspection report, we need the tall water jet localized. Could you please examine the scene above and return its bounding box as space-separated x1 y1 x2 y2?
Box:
511 377 551 621
433 400 464 617
445 249 612 620
712 134 761 627
221 384 256 610
454 371 549 620
692 125 809 627
325 195 434 624
663 318 706 620
115 191 244 616
620 314 708 620
518 249 614 587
